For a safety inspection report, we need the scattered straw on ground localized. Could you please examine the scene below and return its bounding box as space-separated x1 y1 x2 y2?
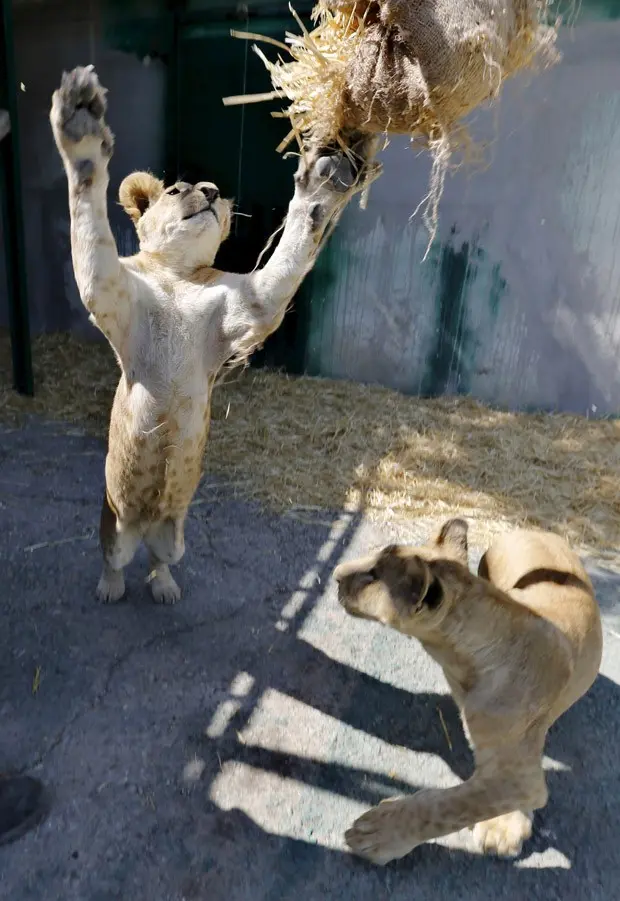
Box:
2 329 619 553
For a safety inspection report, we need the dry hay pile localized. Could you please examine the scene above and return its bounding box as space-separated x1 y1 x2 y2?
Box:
2 330 619 554
225 0 560 240
0 332 114 434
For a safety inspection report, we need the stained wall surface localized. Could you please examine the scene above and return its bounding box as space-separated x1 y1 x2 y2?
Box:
302 7 620 414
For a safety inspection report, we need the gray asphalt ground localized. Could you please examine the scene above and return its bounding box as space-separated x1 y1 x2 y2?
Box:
1 420 619 901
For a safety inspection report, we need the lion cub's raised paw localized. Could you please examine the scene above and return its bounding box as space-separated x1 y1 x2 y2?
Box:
473 810 533 858
295 150 354 198
50 65 114 161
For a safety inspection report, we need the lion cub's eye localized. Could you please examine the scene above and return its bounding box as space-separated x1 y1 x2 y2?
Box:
357 569 377 590
167 187 180 196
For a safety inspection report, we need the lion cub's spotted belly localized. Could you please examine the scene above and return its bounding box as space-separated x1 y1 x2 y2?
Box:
106 378 211 524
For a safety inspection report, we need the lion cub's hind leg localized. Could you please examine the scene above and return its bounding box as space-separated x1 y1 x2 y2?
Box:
147 557 181 605
144 517 185 605
345 743 547 865
97 493 141 603
472 809 533 858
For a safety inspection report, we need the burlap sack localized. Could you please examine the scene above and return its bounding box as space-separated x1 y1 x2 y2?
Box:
225 0 559 242
324 0 558 139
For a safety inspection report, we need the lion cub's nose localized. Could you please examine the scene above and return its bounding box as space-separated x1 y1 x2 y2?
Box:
198 184 220 204
334 560 366 584
334 563 346 583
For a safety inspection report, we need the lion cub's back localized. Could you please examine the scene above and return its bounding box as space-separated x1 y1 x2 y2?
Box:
479 528 602 714
478 529 591 593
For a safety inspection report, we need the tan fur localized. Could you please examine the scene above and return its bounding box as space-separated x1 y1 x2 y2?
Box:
50 65 366 604
334 519 602 864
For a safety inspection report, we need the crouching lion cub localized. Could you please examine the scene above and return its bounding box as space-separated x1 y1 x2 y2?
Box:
334 519 602 864
50 65 374 605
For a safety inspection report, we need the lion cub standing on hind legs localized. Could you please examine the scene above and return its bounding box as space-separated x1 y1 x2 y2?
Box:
50 65 373 605
334 519 602 863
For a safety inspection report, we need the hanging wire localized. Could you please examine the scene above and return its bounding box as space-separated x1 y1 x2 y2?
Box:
89 0 96 65
234 4 250 237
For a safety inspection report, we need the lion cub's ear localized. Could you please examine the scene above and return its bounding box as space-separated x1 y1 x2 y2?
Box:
119 171 164 222
434 518 469 565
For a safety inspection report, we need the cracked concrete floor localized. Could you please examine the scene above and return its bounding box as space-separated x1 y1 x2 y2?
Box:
1 420 619 901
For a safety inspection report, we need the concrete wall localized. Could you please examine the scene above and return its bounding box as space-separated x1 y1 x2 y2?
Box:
303 15 620 415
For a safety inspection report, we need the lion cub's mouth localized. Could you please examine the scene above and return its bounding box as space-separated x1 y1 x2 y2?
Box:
338 589 374 621
344 606 374 620
183 206 217 222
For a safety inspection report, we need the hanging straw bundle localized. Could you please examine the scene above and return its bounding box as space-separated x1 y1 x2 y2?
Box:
224 0 561 243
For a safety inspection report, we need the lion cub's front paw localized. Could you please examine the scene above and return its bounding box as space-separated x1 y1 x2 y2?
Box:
296 151 356 199
345 798 419 865
295 151 356 231
313 153 357 194
473 810 533 858
50 65 114 160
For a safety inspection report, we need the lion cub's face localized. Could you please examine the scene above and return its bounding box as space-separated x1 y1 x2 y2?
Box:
334 518 470 637
119 171 232 267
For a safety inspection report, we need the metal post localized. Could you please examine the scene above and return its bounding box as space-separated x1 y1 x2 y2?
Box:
0 0 34 396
